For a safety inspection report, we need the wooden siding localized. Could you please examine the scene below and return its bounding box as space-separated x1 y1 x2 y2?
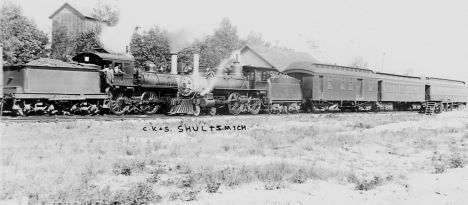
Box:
380 80 425 102
51 6 100 39
429 83 468 102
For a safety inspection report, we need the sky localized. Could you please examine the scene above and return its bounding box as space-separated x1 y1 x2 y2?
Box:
3 0 468 81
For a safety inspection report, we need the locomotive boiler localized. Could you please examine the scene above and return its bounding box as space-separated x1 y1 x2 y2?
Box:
168 55 303 116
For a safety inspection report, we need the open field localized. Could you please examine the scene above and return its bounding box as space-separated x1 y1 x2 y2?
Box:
1 111 468 204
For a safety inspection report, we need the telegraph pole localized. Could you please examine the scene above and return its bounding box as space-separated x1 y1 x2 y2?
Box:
381 52 386 72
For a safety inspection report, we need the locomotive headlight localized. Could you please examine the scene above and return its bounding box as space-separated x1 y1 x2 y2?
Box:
178 76 195 96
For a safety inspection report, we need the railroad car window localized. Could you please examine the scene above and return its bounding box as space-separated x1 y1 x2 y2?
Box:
327 80 333 90
319 76 324 92
348 81 353 91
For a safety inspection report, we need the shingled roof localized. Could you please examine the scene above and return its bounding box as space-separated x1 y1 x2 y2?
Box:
240 44 318 71
49 2 98 20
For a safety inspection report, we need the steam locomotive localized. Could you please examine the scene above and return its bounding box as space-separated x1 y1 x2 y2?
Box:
1 51 467 116
1 52 302 116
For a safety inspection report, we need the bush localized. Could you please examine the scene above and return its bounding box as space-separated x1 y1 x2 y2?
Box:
354 176 383 191
112 182 160 204
180 189 200 201
179 175 194 188
353 122 372 129
349 175 383 191
289 169 308 184
205 182 221 193
449 154 465 169
168 192 180 201
264 180 285 190
434 164 446 174
146 172 159 184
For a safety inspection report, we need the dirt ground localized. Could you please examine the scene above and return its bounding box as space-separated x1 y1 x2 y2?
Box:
1 111 467 204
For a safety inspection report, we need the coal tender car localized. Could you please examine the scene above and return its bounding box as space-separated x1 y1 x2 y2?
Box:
1 59 109 116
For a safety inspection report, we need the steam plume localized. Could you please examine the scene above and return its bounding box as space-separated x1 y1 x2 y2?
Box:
99 24 133 54
200 51 239 96
167 28 193 53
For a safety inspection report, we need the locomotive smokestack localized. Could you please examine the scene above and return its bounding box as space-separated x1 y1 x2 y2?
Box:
232 60 242 78
193 54 199 76
171 54 178 74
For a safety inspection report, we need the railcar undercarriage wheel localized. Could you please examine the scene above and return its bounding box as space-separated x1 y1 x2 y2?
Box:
193 105 201 116
110 96 129 115
270 104 281 114
288 103 300 114
140 91 159 114
228 93 242 115
208 107 217 116
434 104 442 114
248 99 261 115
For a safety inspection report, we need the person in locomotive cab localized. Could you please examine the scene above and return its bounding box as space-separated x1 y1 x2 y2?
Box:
113 64 123 74
101 65 114 93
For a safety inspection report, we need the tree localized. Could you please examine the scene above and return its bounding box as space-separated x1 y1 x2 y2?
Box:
349 57 369 68
73 30 102 55
242 32 270 47
0 2 48 65
50 26 72 61
92 0 120 27
129 26 171 68
193 18 242 68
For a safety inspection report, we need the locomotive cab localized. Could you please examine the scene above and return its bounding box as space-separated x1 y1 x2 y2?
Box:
72 52 136 87
241 66 277 90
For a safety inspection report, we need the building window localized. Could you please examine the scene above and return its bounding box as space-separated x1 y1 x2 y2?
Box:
369 81 373 91
255 70 262 81
327 79 333 89
261 71 268 81
341 79 345 90
249 71 255 81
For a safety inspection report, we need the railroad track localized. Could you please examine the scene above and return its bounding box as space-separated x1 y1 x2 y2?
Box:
0 110 417 123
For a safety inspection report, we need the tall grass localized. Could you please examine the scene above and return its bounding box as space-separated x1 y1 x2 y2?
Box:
1 111 468 203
